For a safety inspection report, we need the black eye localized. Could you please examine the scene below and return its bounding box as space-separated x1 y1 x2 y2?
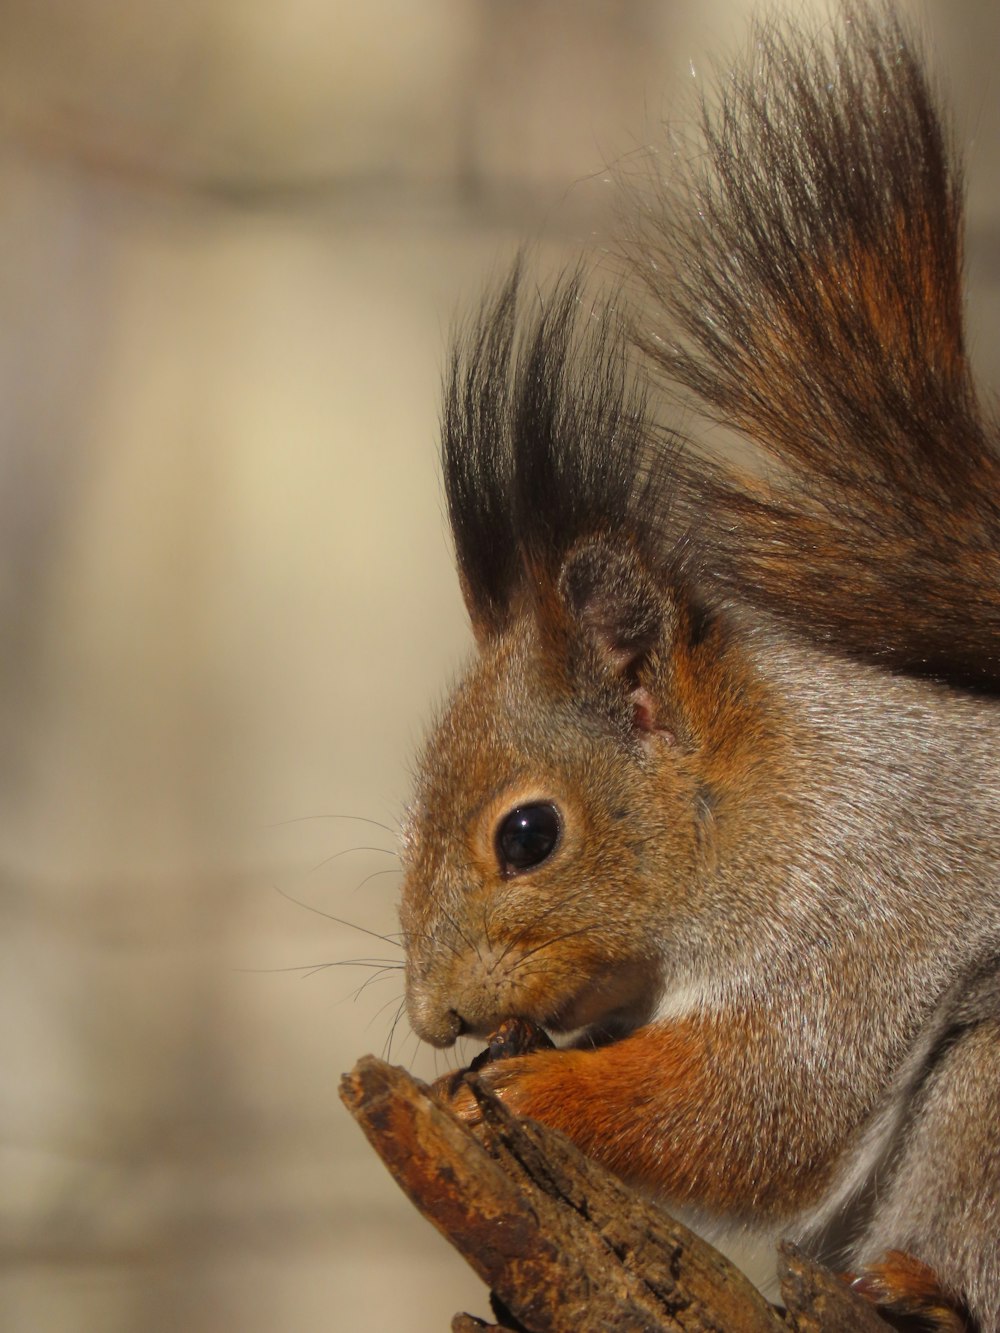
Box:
496 802 561 876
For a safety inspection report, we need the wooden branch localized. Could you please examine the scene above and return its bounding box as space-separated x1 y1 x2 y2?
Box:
339 1055 894 1333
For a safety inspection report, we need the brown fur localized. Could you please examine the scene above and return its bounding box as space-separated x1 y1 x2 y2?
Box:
399 5 1000 1330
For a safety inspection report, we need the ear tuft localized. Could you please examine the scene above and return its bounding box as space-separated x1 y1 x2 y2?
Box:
558 540 668 686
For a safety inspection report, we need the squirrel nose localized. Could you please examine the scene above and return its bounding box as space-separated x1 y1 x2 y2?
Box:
408 998 465 1048
448 1009 468 1038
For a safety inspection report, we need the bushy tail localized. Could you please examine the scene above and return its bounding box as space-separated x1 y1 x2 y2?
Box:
630 2 1000 692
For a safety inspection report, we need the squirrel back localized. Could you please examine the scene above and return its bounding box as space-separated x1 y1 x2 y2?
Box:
400 5 1000 1329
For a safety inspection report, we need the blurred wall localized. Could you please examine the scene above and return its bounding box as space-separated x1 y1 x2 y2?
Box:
1 3 999 1331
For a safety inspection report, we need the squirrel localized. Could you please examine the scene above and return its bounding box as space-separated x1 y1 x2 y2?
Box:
397 4 1000 1330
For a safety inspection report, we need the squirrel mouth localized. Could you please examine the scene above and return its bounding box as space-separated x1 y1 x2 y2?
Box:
559 1011 644 1050
469 1010 637 1073
538 976 657 1049
449 958 661 1049
469 1007 642 1076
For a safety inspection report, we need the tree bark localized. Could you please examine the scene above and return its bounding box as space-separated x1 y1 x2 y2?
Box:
339 1056 895 1332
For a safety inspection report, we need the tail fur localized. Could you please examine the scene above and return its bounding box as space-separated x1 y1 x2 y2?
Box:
628 1 1000 692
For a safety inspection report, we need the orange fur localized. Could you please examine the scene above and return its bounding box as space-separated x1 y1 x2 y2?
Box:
850 1251 970 1332
455 1016 838 1217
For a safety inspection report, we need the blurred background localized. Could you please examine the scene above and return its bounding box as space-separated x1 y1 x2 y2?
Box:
1 2 999 1330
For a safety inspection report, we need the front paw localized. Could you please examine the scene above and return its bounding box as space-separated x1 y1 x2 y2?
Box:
429 1017 558 1124
431 1051 556 1126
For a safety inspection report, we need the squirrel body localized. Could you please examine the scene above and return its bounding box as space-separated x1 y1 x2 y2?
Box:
399 5 1000 1328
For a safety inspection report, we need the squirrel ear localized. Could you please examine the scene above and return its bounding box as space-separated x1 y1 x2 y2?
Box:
557 540 672 732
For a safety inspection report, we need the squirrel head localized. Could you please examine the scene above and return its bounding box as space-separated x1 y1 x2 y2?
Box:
398 274 781 1046
400 536 705 1047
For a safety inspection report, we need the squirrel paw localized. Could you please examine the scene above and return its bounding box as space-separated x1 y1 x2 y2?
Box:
431 1050 560 1125
430 1018 559 1124
849 1251 969 1332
